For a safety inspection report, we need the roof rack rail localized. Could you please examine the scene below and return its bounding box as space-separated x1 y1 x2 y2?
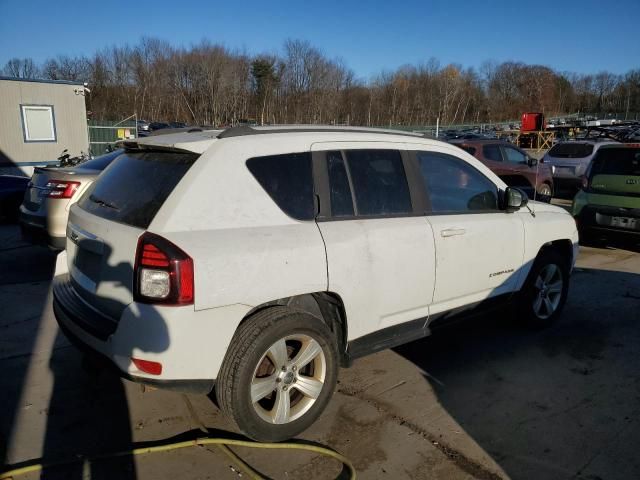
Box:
216 125 427 139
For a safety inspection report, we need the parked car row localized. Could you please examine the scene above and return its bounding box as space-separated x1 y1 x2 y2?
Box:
137 120 189 136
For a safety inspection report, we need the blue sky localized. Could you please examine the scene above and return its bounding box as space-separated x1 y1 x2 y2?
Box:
1 0 638 80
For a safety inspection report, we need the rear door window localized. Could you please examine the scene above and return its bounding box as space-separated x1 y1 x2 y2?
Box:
247 152 315 220
78 150 199 229
502 146 527 164
326 151 355 217
483 145 503 162
417 151 499 213
344 149 412 216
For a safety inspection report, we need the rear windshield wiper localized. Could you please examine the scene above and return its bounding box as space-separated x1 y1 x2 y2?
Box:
89 194 119 210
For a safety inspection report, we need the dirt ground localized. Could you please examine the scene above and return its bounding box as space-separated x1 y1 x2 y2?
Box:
1 218 639 480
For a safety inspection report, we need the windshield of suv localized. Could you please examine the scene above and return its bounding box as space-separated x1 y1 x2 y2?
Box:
590 148 640 176
548 143 594 158
77 150 199 228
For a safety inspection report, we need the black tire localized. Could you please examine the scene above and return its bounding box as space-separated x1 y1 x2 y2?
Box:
216 306 339 442
537 183 553 202
517 249 570 328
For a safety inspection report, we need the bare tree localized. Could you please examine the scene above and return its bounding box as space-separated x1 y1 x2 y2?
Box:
20 37 639 125
3 57 39 78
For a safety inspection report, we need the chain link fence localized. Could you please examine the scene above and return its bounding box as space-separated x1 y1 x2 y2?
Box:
88 119 137 156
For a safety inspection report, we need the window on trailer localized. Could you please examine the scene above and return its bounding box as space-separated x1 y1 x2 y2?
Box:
21 105 56 142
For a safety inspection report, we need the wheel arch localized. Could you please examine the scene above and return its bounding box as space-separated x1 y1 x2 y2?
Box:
517 238 575 291
540 180 553 193
241 291 350 367
540 238 574 267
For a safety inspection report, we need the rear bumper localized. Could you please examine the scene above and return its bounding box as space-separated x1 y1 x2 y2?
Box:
552 176 581 190
52 274 217 395
576 204 640 238
57 315 214 394
19 210 66 250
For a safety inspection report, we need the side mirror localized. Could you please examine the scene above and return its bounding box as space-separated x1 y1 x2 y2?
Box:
527 156 538 167
505 186 528 212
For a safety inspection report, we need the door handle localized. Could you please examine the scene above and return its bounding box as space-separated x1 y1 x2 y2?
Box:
441 228 466 238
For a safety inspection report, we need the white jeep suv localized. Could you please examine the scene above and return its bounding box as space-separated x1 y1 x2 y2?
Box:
52 126 579 441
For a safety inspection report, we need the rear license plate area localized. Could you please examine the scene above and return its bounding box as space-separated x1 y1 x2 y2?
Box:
596 212 639 231
554 166 574 175
610 216 637 230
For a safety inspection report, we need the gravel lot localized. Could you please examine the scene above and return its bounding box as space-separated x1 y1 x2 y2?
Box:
1 218 639 480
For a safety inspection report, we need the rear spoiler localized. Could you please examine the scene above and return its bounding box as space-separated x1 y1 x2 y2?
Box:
116 140 195 154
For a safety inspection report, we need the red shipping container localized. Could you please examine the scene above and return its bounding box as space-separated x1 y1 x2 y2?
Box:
521 112 545 132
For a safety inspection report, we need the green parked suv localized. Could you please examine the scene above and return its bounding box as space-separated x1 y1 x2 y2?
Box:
572 144 640 244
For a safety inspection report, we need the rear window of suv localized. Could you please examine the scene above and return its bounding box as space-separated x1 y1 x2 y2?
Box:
548 143 594 158
78 150 198 229
590 148 640 176
74 149 124 172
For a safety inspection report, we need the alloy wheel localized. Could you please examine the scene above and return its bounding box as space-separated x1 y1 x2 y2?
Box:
532 263 563 319
538 184 552 197
250 334 327 424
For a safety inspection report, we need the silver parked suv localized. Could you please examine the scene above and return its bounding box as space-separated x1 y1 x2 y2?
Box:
543 140 617 191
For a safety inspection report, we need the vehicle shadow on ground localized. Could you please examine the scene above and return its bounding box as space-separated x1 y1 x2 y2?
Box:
582 237 640 254
0 227 57 464
1 228 140 479
395 267 640 479
37 332 138 479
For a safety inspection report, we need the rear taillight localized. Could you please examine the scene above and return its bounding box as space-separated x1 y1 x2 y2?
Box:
45 180 80 199
134 232 194 305
581 176 589 189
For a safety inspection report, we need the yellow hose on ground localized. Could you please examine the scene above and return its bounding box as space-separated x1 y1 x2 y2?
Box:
0 436 356 480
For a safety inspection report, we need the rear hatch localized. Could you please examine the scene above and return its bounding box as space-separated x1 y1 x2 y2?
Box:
546 142 594 175
67 150 199 320
586 146 640 231
588 147 640 196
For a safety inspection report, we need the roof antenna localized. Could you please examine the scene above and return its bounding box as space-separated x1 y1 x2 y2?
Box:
533 151 539 204
526 200 536 218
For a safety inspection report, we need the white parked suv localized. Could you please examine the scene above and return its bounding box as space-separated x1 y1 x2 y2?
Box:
53 126 579 441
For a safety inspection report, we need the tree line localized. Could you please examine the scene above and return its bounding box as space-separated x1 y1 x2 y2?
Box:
3 38 640 126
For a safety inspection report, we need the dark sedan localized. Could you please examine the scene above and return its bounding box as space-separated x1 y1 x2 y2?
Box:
0 175 30 222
